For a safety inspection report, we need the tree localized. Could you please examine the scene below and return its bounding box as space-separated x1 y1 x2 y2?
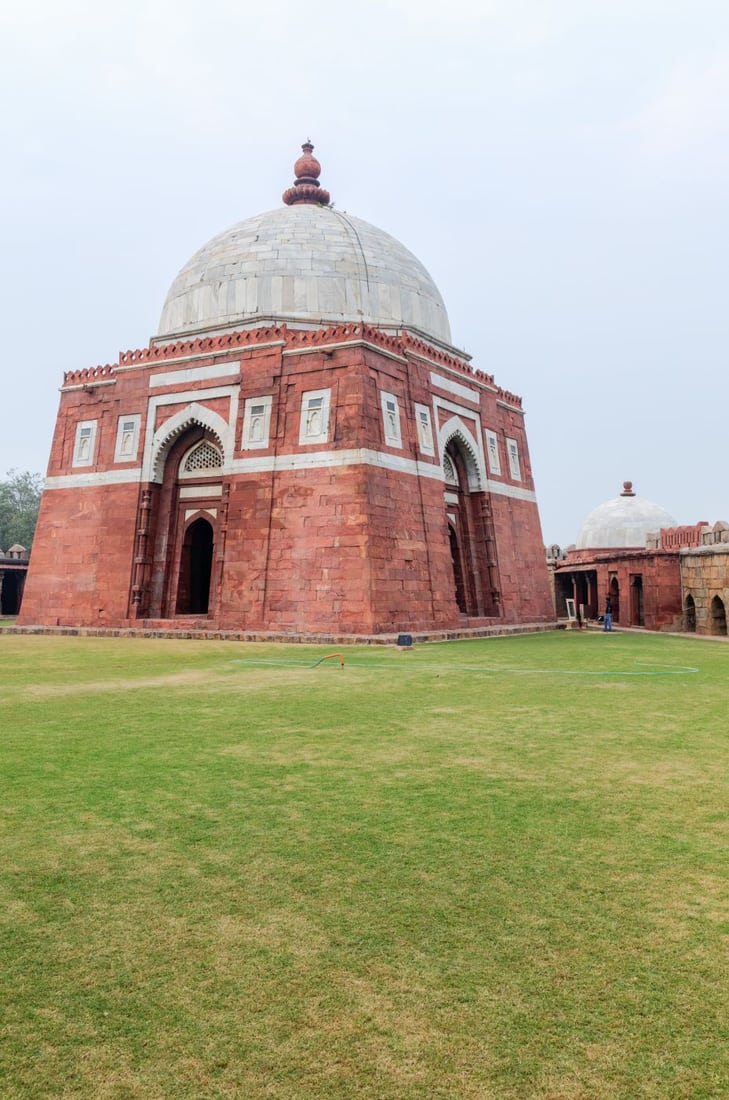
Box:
0 469 43 552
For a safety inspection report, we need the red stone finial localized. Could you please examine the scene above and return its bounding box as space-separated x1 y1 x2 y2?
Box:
283 140 331 206
621 481 635 497
294 141 321 181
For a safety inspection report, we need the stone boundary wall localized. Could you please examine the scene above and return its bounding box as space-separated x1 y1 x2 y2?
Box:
680 543 729 635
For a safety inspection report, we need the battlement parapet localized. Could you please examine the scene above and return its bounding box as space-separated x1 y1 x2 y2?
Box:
401 332 521 403
496 388 523 408
404 332 482 374
285 323 403 354
701 520 729 546
120 326 288 367
63 363 116 385
659 523 706 550
61 326 520 413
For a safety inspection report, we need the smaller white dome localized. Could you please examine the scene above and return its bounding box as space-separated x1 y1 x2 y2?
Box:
576 482 676 549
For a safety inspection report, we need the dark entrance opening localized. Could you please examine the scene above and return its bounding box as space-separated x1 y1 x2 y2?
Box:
0 571 22 615
176 518 214 614
609 577 620 623
553 571 574 619
710 595 727 636
684 594 696 633
443 439 496 617
630 575 644 626
574 573 589 619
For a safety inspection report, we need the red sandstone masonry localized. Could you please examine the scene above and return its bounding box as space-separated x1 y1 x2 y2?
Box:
22 321 554 635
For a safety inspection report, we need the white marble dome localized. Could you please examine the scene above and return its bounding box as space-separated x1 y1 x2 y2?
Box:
157 203 452 346
576 483 677 549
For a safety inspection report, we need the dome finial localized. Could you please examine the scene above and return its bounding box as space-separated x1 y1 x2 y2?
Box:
621 481 635 497
283 140 331 206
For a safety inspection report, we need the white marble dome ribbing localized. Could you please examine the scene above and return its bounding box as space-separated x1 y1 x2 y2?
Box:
576 485 677 549
157 203 452 346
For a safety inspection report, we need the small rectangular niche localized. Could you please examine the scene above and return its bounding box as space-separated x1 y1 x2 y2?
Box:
73 420 98 467
299 389 331 446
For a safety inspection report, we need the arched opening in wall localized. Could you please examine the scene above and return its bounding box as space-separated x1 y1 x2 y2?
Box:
609 577 620 623
684 594 696 632
553 571 574 618
138 424 224 621
630 575 644 626
573 573 589 620
710 595 727 636
448 523 467 613
442 440 488 617
176 518 214 614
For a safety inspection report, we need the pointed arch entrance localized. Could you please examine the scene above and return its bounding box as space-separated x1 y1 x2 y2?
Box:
684 594 696 633
442 436 499 618
131 425 224 621
710 595 727 636
176 517 214 614
630 575 644 626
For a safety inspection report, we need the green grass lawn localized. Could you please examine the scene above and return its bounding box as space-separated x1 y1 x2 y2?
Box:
1 630 727 1099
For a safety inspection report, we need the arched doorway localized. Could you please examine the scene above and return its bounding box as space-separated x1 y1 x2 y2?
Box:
133 426 224 621
442 439 496 617
609 577 620 623
630 575 644 626
176 517 214 614
710 595 727 636
684 594 696 633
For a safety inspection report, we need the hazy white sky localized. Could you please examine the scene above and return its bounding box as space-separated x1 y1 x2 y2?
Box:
2 0 727 545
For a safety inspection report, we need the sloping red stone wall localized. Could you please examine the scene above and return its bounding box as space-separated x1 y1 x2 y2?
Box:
20 483 140 627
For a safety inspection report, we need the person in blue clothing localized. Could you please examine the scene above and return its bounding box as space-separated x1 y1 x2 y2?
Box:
604 597 613 632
